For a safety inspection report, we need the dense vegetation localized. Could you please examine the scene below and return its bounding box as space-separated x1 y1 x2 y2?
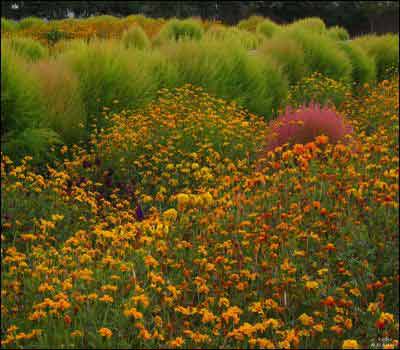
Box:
1 14 399 349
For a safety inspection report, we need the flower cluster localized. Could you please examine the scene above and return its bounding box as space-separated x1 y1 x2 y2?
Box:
1 78 398 349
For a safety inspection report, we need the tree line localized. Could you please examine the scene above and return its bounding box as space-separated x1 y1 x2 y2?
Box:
2 1 399 35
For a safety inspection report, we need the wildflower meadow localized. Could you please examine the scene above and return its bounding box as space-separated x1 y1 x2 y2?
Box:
1 12 399 350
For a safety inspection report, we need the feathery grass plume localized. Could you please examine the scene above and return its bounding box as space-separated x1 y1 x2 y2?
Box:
276 28 352 83
4 36 48 61
122 25 150 50
327 26 350 41
18 16 45 30
205 26 264 50
59 39 156 127
265 103 353 152
256 19 280 38
237 15 265 32
161 38 288 119
1 18 18 32
338 41 376 86
287 17 327 34
353 34 399 81
1 46 44 138
133 48 179 91
156 18 204 44
258 37 308 84
32 60 87 144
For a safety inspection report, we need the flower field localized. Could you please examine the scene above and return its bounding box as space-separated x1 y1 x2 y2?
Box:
1 14 399 350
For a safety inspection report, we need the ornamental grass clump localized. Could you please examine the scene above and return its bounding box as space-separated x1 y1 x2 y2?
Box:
265 103 353 152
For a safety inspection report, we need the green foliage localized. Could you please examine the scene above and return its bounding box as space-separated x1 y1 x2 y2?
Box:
122 25 150 50
1 48 44 138
161 38 288 119
156 18 204 43
2 128 62 161
339 41 376 86
237 15 265 32
327 26 350 41
287 17 327 34
353 34 399 81
1 18 18 32
59 40 157 129
288 72 352 108
4 36 48 61
46 28 66 45
256 19 280 38
276 28 353 83
259 37 308 84
32 60 87 144
18 16 45 30
205 26 264 50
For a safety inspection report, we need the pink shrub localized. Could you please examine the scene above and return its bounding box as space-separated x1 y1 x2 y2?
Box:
265 103 353 151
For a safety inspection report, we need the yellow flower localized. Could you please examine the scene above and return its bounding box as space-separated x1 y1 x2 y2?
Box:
168 337 184 348
98 327 112 338
176 193 190 209
305 281 319 290
349 288 361 297
162 208 178 222
342 339 359 349
71 330 83 337
124 307 143 319
99 295 114 303
298 313 314 326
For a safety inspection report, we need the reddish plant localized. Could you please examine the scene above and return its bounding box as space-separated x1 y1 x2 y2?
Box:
265 103 353 152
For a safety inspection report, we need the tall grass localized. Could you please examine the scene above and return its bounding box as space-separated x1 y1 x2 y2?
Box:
1 48 43 137
1 48 61 160
327 26 350 41
204 26 264 49
258 37 308 84
237 15 265 32
122 25 150 50
276 28 353 82
353 34 399 81
339 41 376 85
287 17 327 34
1 18 18 32
18 16 45 30
161 38 288 119
59 40 157 128
155 18 204 44
256 19 280 38
3 36 48 61
32 60 87 144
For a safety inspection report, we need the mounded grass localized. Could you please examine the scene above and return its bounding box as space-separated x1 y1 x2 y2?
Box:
32 60 87 144
122 25 150 50
155 18 204 44
1 17 18 32
353 34 399 81
161 38 288 119
59 40 158 128
18 16 45 30
256 19 280 38
1 48 61 160
1 48 44 137
276 28 353 82
287 17 327 34
327 25 350 41
258 37 308 84
3 36 48 61
339 41 376 86
237 15 265 32
205 26 264 50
